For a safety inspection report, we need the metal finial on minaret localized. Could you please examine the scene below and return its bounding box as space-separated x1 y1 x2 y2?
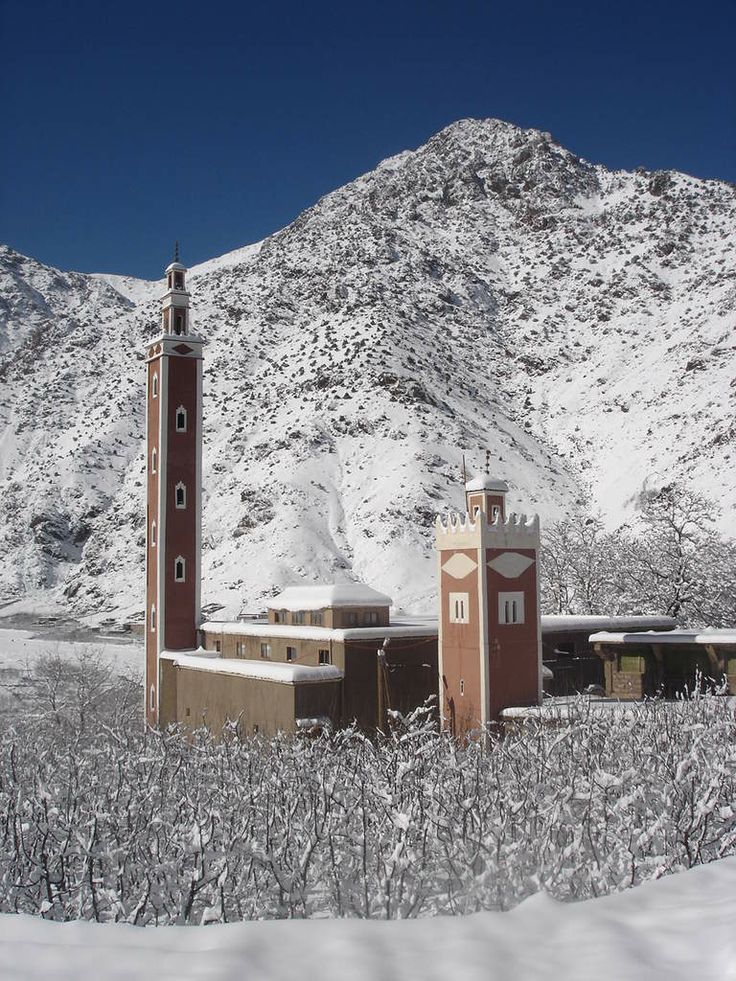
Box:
174 240 180 263
485 449 491 475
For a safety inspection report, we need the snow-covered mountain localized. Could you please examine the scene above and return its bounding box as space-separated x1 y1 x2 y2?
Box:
1 118 734 622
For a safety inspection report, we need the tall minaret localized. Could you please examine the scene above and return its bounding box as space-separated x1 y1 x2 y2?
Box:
435 468 542 737
144 250 204 726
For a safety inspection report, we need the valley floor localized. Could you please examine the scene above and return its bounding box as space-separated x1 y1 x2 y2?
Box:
0 857 733 981
0 624 142 677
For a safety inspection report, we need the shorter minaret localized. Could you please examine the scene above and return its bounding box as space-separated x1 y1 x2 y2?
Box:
144 249 204 727
435 465 541 736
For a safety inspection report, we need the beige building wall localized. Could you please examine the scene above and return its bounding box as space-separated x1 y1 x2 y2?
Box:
202 629 346 669
266 606 390 629
159 661 341 737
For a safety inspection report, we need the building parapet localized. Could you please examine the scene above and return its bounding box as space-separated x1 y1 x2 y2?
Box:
200 618 438 642
435 509 540 549
161 650 344 685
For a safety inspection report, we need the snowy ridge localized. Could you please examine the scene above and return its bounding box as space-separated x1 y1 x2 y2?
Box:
0 118 734 622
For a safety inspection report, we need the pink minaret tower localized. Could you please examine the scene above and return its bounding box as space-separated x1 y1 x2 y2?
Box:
435 464 542 737
144 248 204 726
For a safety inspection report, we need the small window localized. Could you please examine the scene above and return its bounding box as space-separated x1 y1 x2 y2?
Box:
151 448 157 474
175 406 187 432
185 707 191 717
236 641 244 657
174 273 184 289
274 610 285 624
151 520 157 547
363 611 379 626
293 611 305 625
449 592 469 624
152 373 158 398
311 611 323 626
491 505 501 522
318 649 330 665
150 605 156 632
214 640 221 653
175 482 186 509
460 679 465 696
499 591 525 625
260 642 271 659
286 646 296 662
345 611 357 626
174 557 185 582
175 314 184 335
150 685 155 711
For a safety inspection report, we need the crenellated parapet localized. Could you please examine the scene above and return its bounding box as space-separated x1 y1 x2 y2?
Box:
435 509 540 551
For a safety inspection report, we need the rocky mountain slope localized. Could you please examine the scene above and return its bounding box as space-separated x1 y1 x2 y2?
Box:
1 118 734 622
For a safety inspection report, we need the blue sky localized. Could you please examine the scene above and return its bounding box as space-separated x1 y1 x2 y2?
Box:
1 0 733 279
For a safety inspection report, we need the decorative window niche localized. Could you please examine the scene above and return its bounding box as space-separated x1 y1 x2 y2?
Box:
152 373 159 398
151 448 157 474
174 556 186 582
499 591 525 625
151 521 157 547
318 649 331 665
449 592 470 624
175 406 187 432
175 482 186 509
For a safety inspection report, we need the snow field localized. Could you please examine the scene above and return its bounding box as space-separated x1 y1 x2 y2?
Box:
0 855 734 981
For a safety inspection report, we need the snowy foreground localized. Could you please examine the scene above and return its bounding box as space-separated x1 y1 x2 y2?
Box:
1 857 734 981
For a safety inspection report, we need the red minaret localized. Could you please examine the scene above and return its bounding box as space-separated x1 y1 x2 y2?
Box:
435 468 542 737
144 249 204 726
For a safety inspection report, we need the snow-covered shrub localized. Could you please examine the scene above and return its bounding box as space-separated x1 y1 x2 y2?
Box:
0 664 734 923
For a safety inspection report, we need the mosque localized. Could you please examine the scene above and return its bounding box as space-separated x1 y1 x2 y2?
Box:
144 258 735 736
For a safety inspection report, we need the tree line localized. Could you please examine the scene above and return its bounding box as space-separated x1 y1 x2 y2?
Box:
540 483 736 626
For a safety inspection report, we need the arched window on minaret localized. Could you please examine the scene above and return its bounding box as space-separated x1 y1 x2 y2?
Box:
151 520 157 547
175 482 186 509
150 604 156 632
152 373 158 398
174 556 186 582
151 448 157 474
175 406 187 432
150 685 155 712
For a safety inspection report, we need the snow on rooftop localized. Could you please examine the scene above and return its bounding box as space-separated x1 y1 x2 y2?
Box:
542 615 676 633
465 474 509 493
200 618 437 642
161 650 343 684
269 583 393 611
589 628 736 646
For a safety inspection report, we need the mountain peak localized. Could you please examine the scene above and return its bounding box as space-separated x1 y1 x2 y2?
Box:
1 122 734 622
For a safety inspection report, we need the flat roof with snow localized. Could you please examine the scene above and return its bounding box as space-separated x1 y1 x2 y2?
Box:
200 617 438 642
161 650 344 685
269 583 393 611
542 615 676 633
589 628 736 647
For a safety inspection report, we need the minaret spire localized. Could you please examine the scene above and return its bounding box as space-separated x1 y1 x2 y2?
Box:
174 240 180 263
144 253 205 727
